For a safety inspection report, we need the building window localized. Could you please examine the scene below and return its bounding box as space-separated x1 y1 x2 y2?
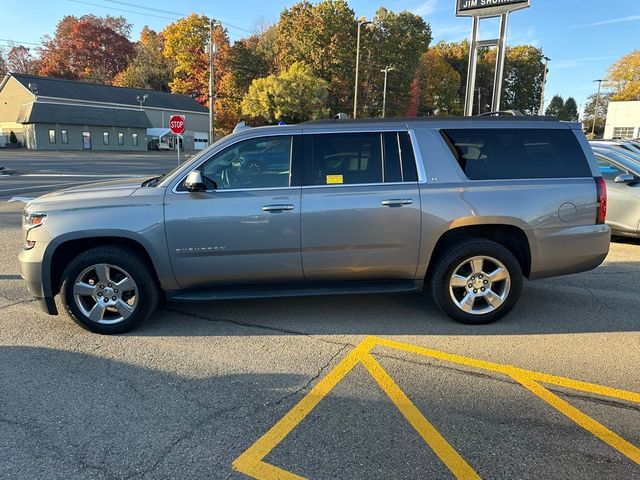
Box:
118 132 124 145
612 127 635 140
132 133 138 146
103 132 109 145
48 129 56 144
61 130 68 144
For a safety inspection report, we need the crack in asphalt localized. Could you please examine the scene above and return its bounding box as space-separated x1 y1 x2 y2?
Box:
0 298 36 310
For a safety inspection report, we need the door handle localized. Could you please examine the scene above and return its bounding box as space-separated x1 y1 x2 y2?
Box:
381 199 413 207
262 204 295 212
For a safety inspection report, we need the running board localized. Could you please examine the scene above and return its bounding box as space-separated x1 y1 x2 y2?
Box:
167 280 421 302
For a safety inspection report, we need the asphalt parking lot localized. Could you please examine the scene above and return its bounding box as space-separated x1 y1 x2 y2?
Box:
0 151 639 479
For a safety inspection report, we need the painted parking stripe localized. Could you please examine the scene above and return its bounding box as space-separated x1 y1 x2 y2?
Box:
233 336 640 479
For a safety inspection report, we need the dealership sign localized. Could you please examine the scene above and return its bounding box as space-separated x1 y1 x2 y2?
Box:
456 0 530 17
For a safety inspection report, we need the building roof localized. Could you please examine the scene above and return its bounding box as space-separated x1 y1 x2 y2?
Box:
17 102 152 128
9 73 208 113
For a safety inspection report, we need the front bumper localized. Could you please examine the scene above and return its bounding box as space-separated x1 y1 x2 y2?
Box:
19 242 58 315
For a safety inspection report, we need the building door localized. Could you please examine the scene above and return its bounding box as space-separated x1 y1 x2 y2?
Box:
82 131 92 150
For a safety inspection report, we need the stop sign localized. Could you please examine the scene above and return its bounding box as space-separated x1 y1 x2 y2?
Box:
169 115 186 135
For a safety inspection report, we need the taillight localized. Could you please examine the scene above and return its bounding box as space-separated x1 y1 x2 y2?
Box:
595 177 607 225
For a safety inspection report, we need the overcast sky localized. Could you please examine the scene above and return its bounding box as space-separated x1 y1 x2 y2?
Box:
2 0 638 112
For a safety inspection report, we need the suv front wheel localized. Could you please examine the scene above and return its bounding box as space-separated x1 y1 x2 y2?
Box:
430 238 523 324
60 246 160 334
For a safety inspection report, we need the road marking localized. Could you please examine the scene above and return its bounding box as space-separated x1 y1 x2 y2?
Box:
233 336 640 479
0 181 85 193
19 174 140 178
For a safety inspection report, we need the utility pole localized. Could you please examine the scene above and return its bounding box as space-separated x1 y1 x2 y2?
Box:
539 56 550 115
381 66 395 118
353 20 373 119
591 79 603 138
205 20 217 145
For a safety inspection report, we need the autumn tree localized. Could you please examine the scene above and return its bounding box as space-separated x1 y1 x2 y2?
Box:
39 15 134 83
605 50 640 101
0 48 8 76
162 15 231 107
545 95 564 118
413 49 461 115
242 62 329 123
6 46 40 75
113 27 172 91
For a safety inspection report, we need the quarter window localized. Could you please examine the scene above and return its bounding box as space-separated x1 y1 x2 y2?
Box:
48 129 56 144
442 128 592 180
180 135 293 191
103 132 109 145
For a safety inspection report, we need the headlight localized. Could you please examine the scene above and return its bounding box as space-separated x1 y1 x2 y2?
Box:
23 211 47 230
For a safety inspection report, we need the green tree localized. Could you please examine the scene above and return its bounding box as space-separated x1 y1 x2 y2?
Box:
359 7 432 117
413 49 461 115
274 0 357 114
545 95 564 118
605 50 640 101
488 45 544 114
563 97 579 121
241 62 329 123
582 91 611 138
113 27 173 91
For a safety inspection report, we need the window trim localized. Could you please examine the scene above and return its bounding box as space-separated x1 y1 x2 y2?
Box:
173 134 297 194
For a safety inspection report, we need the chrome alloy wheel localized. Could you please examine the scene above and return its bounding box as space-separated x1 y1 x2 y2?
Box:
448 255 511 315
73 263 138 324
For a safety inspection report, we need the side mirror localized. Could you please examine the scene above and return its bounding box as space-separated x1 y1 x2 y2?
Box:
185 170 206 192
614 173 636 184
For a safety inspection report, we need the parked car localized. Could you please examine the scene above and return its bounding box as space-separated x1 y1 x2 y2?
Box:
20 117 610 334
591 139 640 156
591 146 640 237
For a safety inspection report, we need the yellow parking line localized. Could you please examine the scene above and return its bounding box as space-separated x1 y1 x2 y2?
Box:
233 336 640 479
513 374 640 465
360 353 481 479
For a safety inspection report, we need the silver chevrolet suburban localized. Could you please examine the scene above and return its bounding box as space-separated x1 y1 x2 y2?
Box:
19 118 611 334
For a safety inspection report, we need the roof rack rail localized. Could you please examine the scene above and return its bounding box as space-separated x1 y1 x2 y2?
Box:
477 110 524 117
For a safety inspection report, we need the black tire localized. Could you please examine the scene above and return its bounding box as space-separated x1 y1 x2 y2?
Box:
429 238 523 325
60 246 160 334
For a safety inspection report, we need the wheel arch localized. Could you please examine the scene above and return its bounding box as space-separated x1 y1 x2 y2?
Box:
44 232 163 299
425 224 532 281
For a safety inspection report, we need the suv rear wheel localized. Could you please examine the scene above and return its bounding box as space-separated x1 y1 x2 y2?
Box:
430 238 523 324
60 246 160 334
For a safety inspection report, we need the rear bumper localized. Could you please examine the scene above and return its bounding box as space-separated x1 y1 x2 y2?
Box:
529 224 611 280
19 244 58 315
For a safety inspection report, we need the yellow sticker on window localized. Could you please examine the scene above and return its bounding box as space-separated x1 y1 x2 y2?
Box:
326 174 343 184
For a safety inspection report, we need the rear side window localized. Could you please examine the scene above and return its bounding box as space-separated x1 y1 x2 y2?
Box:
442 128 591 180
303 132 418 186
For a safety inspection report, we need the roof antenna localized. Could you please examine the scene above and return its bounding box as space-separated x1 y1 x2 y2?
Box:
233 121 251 133
333 113 349 120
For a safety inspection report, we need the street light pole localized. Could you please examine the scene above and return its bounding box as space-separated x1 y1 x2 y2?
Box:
353 20 373 119
591 79 603 138
381 66 395 118
206 20 218 145
538 56 550 116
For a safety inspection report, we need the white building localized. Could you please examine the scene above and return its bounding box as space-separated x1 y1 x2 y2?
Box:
604 101 640 140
